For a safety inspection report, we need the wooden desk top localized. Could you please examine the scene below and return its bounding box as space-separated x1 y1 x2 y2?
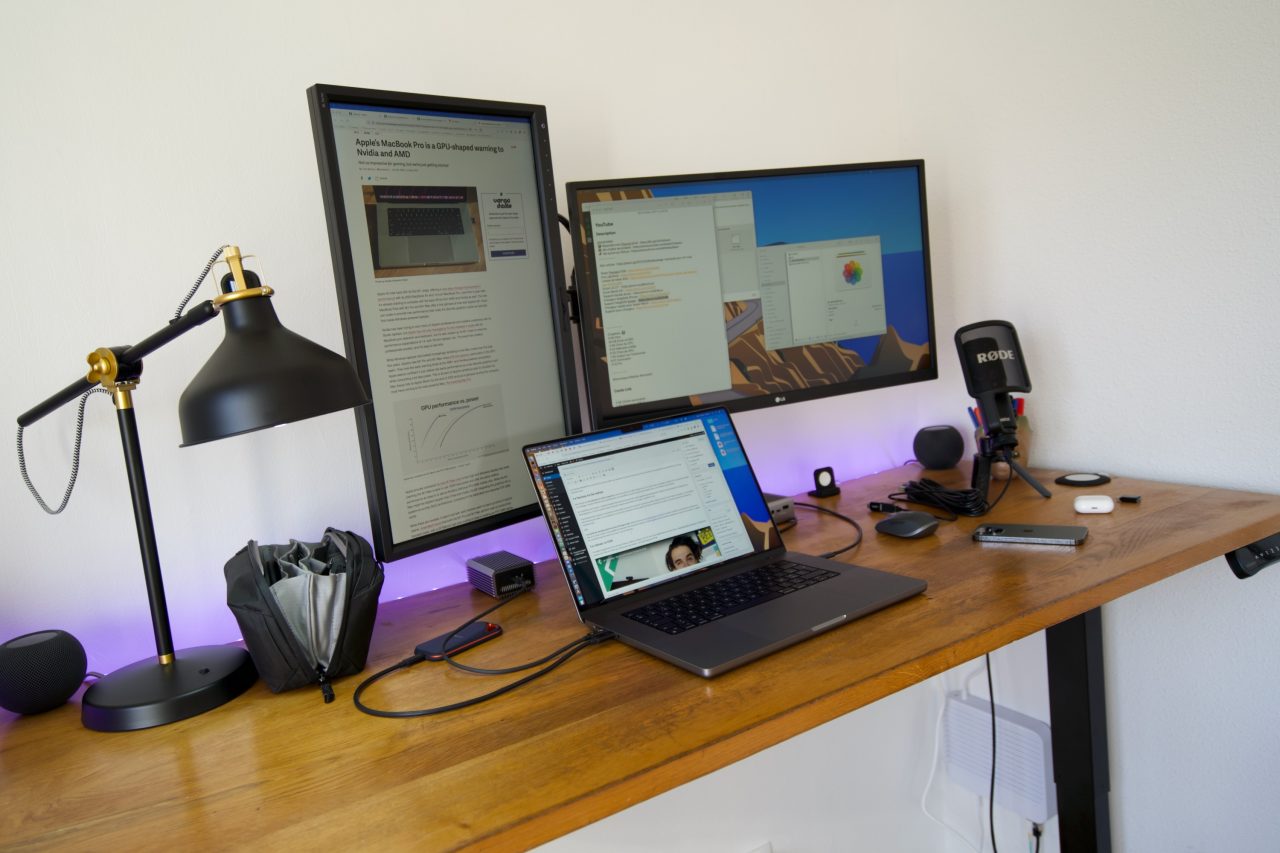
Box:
4 465 1279 851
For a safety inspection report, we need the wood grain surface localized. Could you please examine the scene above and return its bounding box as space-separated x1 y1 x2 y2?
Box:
4 465 1278 851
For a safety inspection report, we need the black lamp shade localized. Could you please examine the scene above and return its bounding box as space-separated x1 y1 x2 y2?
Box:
178 295 367 446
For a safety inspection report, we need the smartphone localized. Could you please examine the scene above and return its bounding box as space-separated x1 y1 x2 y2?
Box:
972 523 1088 545
415 621 503 660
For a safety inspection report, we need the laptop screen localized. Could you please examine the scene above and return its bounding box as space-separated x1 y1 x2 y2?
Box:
524 409 778 611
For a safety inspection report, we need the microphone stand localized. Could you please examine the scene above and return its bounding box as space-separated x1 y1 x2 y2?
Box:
971 423 1052 500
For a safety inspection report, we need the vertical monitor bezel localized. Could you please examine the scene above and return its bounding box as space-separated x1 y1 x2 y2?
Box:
308 83 581 562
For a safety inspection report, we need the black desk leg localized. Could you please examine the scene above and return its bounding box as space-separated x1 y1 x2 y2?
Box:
1046 607 1112 853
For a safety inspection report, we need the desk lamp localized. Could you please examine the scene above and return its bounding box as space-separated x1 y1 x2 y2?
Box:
16 246 369 731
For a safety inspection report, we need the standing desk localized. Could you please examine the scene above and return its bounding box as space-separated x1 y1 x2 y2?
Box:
4 464 1279 851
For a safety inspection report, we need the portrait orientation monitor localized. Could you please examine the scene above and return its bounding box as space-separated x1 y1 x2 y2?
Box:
566 160 937 429
308 84 580 562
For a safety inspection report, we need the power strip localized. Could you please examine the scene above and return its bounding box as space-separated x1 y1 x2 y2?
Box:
944 693 1057 823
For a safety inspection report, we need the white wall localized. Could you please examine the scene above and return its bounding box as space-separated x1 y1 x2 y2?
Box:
2 2 1276 851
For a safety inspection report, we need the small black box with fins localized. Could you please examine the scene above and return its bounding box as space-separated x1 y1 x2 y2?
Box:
466 550 535 597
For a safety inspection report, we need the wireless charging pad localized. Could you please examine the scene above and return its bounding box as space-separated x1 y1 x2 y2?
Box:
1055 473 1112 487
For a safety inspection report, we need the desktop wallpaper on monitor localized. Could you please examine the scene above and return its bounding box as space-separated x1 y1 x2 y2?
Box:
568 160 936 429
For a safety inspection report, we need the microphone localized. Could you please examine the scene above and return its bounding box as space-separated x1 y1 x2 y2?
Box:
955 320 1030 437
954 320 1050 500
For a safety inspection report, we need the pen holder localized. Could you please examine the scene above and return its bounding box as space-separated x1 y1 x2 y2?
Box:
977 416 1032 481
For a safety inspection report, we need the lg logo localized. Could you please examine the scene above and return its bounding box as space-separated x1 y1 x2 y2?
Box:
975 350 1017 364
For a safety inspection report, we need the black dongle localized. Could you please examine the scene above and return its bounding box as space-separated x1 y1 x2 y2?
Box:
466 550 536 597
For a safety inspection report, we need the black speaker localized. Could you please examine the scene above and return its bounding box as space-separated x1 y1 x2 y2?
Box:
0 629 88 715
913 425 965 470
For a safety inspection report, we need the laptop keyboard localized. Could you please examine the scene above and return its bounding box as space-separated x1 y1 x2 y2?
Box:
623 560 838 635
388 206 465 236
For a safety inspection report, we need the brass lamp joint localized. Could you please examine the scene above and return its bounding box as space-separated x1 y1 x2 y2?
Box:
85 347 140 408
109 383 137 410
223 245 250 292
212 245 273 308
85 347 119 385
212 286 273 308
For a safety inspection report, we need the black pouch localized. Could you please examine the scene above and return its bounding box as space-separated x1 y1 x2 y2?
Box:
224 528 383 702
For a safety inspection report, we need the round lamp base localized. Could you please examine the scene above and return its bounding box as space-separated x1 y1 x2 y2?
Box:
81 645 257 732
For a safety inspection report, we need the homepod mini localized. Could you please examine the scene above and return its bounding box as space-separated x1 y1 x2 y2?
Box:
0 629 88 715
913 425 965 470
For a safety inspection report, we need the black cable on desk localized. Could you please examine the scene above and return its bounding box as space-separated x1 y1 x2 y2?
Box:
439 588 602 676
353 634 610 718
443 633 598 676
889 463 1014 518
791 502 863 558
352 585 615 718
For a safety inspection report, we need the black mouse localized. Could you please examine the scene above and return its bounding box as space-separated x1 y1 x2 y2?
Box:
875 511 939 539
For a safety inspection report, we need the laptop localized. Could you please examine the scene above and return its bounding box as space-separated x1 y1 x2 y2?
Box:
374 193 479 268
522 407 926 677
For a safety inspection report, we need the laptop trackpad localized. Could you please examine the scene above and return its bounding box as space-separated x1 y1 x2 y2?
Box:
676 622 772 671
727 588 844 638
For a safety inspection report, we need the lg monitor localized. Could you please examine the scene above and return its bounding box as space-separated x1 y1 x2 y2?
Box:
308 84 580 561
565 160 936 429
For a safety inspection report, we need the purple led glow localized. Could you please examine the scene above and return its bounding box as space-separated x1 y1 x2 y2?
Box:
57 404 936 677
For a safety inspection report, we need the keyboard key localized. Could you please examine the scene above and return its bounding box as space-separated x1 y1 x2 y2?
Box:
624 562 836 635
388 206 466 236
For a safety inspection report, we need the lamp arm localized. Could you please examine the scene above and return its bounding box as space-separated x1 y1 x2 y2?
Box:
17 300 221 428
119 299 221 366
